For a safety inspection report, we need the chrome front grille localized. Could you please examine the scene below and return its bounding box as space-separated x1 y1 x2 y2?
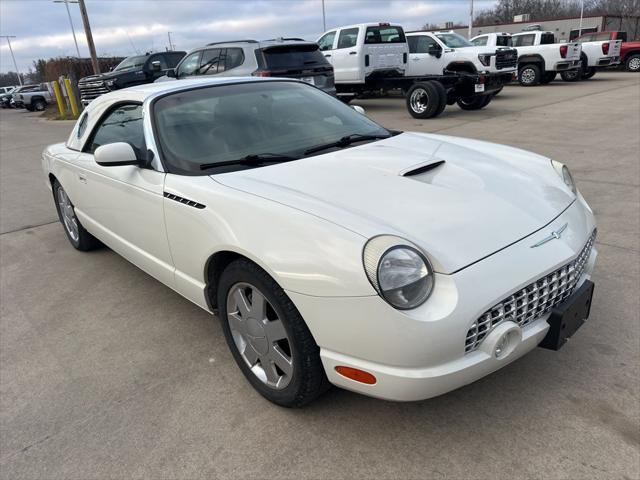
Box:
465 230 596 353
79 81 110 103
496 49 518 69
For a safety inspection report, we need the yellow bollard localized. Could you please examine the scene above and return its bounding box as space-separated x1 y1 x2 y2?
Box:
51 81 66 118
64 78 79 118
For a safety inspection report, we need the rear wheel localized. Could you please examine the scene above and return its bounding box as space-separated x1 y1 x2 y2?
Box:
52 180 101 251
428 80 447 116
456 94 491 110
540 72 557 84
518 64 541 86
217 259 329 407
625 53 640 72
406 82 444 119
33 99 46 111
561 69 581 82
582 67 597 80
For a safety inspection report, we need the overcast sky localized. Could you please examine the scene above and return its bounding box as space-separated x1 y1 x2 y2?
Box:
0 0 495 73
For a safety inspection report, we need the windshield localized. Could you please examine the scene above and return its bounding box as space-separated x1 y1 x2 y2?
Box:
261 45 327 69
114 55 148 71
434 33 472 48
364 26 406 44
153 81 389 175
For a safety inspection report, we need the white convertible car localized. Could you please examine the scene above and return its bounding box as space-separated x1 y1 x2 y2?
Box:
42 77 597 406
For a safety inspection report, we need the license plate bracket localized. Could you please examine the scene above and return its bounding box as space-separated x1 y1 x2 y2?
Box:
539 280 594 351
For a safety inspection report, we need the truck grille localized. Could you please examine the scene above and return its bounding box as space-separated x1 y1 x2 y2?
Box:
465 229 596 353
78 81 109 104
495 49 518 69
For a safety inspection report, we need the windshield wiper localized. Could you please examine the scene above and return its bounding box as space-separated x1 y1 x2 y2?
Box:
199 153 300 171
304 133 391 155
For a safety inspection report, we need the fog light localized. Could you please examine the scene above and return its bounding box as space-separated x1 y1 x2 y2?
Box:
495 332 513 358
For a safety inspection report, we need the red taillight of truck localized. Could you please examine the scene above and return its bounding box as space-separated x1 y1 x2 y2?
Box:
559 45 568 58
602 42 610 54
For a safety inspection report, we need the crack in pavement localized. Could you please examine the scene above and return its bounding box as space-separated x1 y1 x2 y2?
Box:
0 220 58 236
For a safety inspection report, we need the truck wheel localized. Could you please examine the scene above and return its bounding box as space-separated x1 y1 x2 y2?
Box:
518 64 541 86
626 53 640 72
457 95 491 110
33 99 47 111
427 80 447 116
540 72 557 84
406 82 443 119
582 67 596 80
560 70 581 82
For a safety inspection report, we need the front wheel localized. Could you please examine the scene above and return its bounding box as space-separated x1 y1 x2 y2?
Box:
626 53 640 72
33 99 47 111
217 259 329 407
406 82 445 119
456 94 491 110
52 180 101 251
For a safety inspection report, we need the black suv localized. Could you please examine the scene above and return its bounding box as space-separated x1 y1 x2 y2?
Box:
161 39 335 96
78 51 185 106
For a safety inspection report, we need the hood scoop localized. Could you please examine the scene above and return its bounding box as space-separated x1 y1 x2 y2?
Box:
402 160 446 177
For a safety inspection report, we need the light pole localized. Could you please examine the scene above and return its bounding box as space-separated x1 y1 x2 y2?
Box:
167 31 174 51
468 0 474 39
321 0 326 32
53 0 81 57
0 35 23 85
578 0 584 37
78 0 100 74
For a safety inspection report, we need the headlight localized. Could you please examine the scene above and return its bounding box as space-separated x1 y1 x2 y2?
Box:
478 53 494 67
363 235 434 310
551 160 577 195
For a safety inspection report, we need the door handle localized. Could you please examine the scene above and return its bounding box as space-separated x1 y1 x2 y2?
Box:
412 57 420 61
78 174 87 184
324 54 331 57
349 51 357 55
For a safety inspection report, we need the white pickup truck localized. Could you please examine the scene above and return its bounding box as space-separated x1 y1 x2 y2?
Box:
318 23 511 118
405 31 517 78
559 35 622 81
471 32 581 86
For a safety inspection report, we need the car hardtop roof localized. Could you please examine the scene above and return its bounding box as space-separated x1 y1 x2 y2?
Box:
512 30 553 35
198 38 317 49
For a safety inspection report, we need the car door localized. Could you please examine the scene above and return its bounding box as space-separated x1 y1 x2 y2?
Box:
318 30 337 69
73 103 174 286
407 35 444 76
331 27 361 83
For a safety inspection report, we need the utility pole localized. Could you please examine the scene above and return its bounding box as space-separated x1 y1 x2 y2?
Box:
53 0 81 57
468 0 474 39
167 31 174 51
321 0 326 32
0 36 23 85
78 0 100 74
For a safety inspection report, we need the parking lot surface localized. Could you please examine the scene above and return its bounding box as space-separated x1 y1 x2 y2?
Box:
1 72 639 479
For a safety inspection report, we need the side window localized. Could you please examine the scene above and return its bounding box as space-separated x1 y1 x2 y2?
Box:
177 51 202 77
408 36 436 53
165 53 184 68
200 48 224 75
514 34 535 47
579 34 594 43
318 31 336 51
87 104 145 159
540 33 555 44
337 28 359 49
471 36 488 46
225 48 244 70
77 112 88 138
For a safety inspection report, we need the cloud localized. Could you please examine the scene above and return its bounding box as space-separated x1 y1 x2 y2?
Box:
0 0 495 73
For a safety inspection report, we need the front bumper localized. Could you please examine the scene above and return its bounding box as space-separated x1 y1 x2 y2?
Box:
288 196 597 401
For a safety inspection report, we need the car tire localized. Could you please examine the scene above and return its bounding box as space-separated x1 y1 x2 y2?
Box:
560 69 581 82
25 105 35 112
406 82 443 119
217 258 330 407
625 53 640 72
456 94 491 110
52 180 102 251
518 64 541 86
33 99 46 111
540 72 557 84
582 67 597 80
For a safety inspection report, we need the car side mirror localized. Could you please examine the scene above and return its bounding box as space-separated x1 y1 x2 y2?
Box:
95 142 140 167
351 105 366 115
150 60 162 71
166 68 176 78
428 47 442 58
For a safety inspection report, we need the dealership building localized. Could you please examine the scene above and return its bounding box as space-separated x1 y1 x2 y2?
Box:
448 14 640 41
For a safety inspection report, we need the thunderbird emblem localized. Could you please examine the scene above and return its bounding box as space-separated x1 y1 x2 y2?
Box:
530 223 568 248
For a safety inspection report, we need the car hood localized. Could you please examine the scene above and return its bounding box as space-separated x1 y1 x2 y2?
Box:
79 70 128 83
212 132 574 274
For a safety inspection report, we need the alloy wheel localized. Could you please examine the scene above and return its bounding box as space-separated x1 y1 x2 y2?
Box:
226 282 293 389
57 187 79 242
629 57 640 71
409 88 428 114
521 68 536 84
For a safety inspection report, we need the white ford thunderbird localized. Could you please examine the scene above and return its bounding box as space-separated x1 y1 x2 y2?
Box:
42 77 597 406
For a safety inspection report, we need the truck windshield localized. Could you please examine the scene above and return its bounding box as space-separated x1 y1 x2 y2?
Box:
364 26 406 44
434 33 472 48
114 55 148 71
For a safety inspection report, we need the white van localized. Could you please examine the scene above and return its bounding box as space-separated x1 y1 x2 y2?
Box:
317 23 408 84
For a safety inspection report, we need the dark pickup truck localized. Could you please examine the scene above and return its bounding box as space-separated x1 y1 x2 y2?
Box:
78 51 185 106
